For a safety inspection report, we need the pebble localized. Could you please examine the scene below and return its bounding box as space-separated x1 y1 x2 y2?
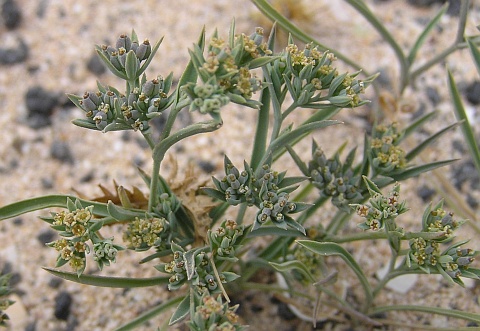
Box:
198 160 216 173
86 53 106 76
465 80 480 105
50 140 74 164
36 229 56 245
0 37 29 65
417 184 436 203
48 277 63 289
1 0 22 30
25 86 59 128
407 0 443 7
54 291 73 321
451 159 480 190
425 86 441 106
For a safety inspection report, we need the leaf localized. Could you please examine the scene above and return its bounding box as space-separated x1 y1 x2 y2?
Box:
43 267 169 287
249 55 280 69
400 110 437 142
0 195 109 221
115 295 183 331
406 122 461 162
371 304 480 324
71 118 99 130
125 50 140 81
246 226 306 238
448 69 480 177
202 187 227 202
138 36 164 77
107 201 144 221
362 175 382 195
168 294 190 325
407 3 448 65
94 46 128 80
270 260 315 282
296 240 373 304
390 159 458 182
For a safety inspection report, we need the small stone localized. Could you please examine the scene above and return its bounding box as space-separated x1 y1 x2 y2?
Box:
48 277 63 289
425 86 441 106
25 86 59 128
25 321 36 331
465 81 480 105
451 159 480 190
0 38 28 65
1 0 22 30
12 218 23 226
417 185 436 203
466 193 478 209
198 160 216 173
37 229 56 245
446 0 462 16
86 53 106 76
54 291 72 320
50 141 74 164
276 301 297 321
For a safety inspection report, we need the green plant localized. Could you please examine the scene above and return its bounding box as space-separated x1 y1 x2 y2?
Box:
0 5 479 331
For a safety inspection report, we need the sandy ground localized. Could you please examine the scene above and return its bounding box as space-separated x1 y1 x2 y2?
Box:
1 0 480 330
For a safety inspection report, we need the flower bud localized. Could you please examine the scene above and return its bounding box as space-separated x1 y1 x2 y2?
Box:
116 34 132 51
136 39 151 61
82 91 99 112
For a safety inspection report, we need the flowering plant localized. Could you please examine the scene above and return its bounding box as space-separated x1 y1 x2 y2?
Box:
1 1 480 329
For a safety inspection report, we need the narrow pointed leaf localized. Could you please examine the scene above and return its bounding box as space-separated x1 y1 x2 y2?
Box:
296 240 372 303
400 111 437 142
270 260 315 282
95 47 128 80
0 195 109 221
71 119 99 130
115 296 184 331
169 294 190 325
448 69 480 176
43 267 169 287
390 159 458 182
406 122 462 161
107 201 144 221
138 36 164 76
407 3 448 65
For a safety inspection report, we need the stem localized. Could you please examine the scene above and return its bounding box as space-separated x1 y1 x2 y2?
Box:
148 119 223 211
281 102 298 121
407 0 470 90
250 86 270 169
141 131 156 150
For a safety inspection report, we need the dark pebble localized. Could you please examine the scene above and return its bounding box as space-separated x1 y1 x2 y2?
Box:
41 177 54 189
276 301 297 321
86 53 106 75
0 37 28 65
1 0 22 30
25 321 36 331
25 86 59 128
198 160 216 173
417 184 436 203
80 171 94 183
451 159 480 190
54 291 73 320
12 217 23 226
37 229 56 245
50 140 74 164
446 0 462 16
465 81 480 105
466 193 478 209
425 86 441 106
48 277 63 289
36 0 48 18
250 303 263 312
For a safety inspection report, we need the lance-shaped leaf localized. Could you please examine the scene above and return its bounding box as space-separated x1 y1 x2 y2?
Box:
43 267 169 287
296 240 372 304
169 294 190 325
270 260 316 282
107 201 145 221
0 195 110 221
389 159 458 182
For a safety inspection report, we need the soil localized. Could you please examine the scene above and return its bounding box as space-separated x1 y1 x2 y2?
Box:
1 0 480 330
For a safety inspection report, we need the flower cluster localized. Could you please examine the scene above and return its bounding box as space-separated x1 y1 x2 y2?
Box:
74 74 172 132
98 32 152 79
209 219 244 262
158 243 239 294
370 122 407 174
184 27 271 116
407 201 475 281
0 273 14 327
209 156 309 232
45 199 123 274
282 43 368 108
308 142 362 212
122 216 170 251
189 294 246 331
183 82 230 115
352 181 407 231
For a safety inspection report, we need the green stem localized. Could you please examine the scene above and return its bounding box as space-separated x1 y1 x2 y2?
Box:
344 0 407 96
148 119 223 211
281 102 298 121
250 86 270 169
142 131 156 150
408 0 470 91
